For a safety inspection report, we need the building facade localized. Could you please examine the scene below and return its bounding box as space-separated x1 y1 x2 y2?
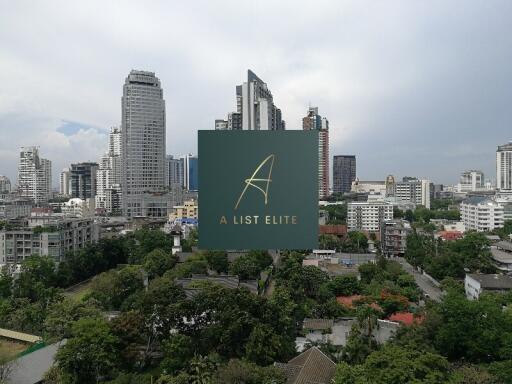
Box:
497 142 512 191
182 154 198 191
333 155 356 194
394 177 432 209
17 147 52 205
121 70 166 217
458 170 484 192
303 107 329 199
70 162 98 200
460 196 504 232
0 216 98 264
59 168 71 196
0 176 11 193
381 219 412 257
169 199 198 221
347 201 393 232
165 155 185 188
96 127 122 214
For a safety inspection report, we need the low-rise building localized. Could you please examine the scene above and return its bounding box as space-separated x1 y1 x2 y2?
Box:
0 198 32 219
0 215 99 264
169 199 198 221
347 201 393 232
465 273 512 300
276 347 336 384
381 219 412 257
491 241 512 273
460 196 504 232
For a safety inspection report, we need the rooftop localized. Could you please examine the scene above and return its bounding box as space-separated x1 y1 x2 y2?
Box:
491 248 512 264
467 274 512 290
387 312 424 326
496 241 512 252
275 346 336 384
302 318 334 331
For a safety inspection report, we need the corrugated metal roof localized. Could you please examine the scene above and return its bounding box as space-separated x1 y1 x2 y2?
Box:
0 328 41 343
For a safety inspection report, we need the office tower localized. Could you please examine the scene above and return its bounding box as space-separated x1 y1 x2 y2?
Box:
0 176 11 193
216 70 284 131
70 162 98 199
96 127 122 213
303 107 329 199
458 170 484 192
121 70 166 217
181 154 198 191
333 155 356 194
385 175 396 197
165 155 185 187
17 146 52 204
497 142 512 191
60 168 71 196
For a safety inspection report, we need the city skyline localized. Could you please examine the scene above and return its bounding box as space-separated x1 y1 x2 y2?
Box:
1 1 512 185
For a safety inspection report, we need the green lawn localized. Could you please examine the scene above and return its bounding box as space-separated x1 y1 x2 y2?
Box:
0 339 28 361
63 280 93 302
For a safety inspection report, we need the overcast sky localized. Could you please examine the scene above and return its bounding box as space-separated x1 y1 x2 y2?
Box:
1 0 511 187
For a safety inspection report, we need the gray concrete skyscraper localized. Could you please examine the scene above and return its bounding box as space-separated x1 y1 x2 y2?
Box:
17 147 52 204
121 70 166 217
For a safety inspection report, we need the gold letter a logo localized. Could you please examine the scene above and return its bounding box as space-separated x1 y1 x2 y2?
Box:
235 154 275 210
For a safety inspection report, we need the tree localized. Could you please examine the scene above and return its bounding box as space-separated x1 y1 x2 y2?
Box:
56 318 120 383
245 324 288 366
143 249 177 278
160 334 195 374
328 275 362 296
213 359 286 384
204 251 229 274
229 251 272 280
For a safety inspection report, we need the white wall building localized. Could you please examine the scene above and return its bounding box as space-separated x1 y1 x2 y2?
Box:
96 127 122 213
394 178 432 209
347 201 393 232
458 170 484 192
460 196 504 232
0 176 11 193
465 273 512 300
497 142 512 191
17 147 52 205
59 168 70 196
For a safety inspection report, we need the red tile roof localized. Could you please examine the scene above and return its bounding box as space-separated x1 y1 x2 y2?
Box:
438 231 463 241
387 312 424 326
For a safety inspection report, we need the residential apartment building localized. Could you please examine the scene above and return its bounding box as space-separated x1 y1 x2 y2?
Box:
460 196 504 232
0 199 32 219
70 162 98 199
216 70 284 131
347 201 393 232
497 142 512 191
458 170 484 192
17 147 52 205
303 107 329 199
381 219 412 257
59 168 71 196
465 273 512 300
0 176 11 193
333 155 356 194
394 177 432 209
169 199 198 221
96 127 122 214
121 70 166 217
0 215 98 264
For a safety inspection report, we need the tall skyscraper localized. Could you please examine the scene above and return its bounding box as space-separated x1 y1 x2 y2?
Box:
60 168 71 196
216 70 284 130
181 154 198 191
497 142 512 191
17 146 52 204
70 162 98 199
333 155 356 194
96 127 122 213
303 107 329 199
121 70 166 217
165 155 185 187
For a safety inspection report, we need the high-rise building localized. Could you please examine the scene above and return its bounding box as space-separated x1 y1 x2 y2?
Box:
17 147 52 204
0 176 11 193
458 170 484 192
394 177 432 209
70 162 98 199
165 155 185 187
96 127 122 213
497 142 512 191
303 107 329 199
347 201 393 232
121 70 166 217
60 168 71 196
216 70 284 131
333 155 356 194
181 154 198 191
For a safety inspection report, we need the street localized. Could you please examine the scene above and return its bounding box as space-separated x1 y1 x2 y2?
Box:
396 257 444 302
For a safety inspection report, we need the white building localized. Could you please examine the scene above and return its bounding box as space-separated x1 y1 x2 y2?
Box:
351 180 386 195
497 142 512 191
347 201 393 232
96 127 122 214
460 196 504 232
394 178 432 209
61 198 95 217
458 170 484 192
59 168 71 196
17 147 52 205
465 273 512 300
303 107 329 199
